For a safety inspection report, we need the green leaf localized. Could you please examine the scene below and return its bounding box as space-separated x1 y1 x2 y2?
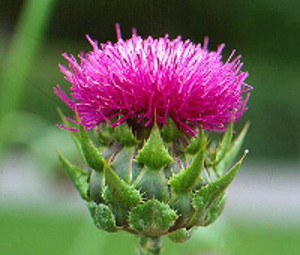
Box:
98 124 113 146
202 193 227 226
169 193 193 227
187 151 246 228
113 122 138 146
88 202 117 232
57 152 89 200
135 126 173 170
129 199 178 235
134 166 169 202
104 164 142 208
216 122 249 174
168 228 192 243
160 118 180 143
112 146 134 183
193 151 247 211
169 132 206 193
214 122 234 165
79 125 104 172
89 170 104 203
186 130 205 155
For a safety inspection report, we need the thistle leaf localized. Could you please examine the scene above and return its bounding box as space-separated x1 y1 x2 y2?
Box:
186 130 205 155
112 146 134 183
168 228 192 243
104 164 141 208
214 122 233 165
134 166 169 202
129 199 178 234
88 202 117 232
193 150 247 211
202 193 227 226
89 170 104 203
169 193 193 227
160 118 180 143
169 132 206 193
79 125 104 172
135 126 173 170
216 122 249 174
57 152 89 200
113 122 138 146
98 125 113 146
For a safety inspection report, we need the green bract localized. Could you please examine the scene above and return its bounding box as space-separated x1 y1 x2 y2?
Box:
58 120 248 243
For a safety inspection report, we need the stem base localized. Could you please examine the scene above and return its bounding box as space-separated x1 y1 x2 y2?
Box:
138 236 162 255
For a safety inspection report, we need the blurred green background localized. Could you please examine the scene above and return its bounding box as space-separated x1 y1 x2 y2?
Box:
0 0 299 255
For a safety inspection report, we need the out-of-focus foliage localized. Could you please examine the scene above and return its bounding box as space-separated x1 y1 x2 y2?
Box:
0 206 299 255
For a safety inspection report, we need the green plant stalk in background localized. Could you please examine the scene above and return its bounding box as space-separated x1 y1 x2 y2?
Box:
0 0 56 155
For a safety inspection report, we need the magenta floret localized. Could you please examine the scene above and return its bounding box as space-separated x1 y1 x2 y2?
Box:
55 25 252 135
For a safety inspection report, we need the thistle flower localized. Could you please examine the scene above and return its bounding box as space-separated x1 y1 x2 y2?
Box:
55 25 251 135
55 25 252 255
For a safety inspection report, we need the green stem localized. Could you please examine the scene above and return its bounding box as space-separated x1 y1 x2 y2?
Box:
0 0 57 155
138 236 162 255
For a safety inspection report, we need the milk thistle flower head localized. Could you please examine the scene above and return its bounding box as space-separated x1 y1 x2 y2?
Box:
55 25 252 255
55 25 251 135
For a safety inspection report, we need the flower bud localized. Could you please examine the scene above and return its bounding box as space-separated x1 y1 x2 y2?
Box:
58 120 248 241
55 25 252 249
